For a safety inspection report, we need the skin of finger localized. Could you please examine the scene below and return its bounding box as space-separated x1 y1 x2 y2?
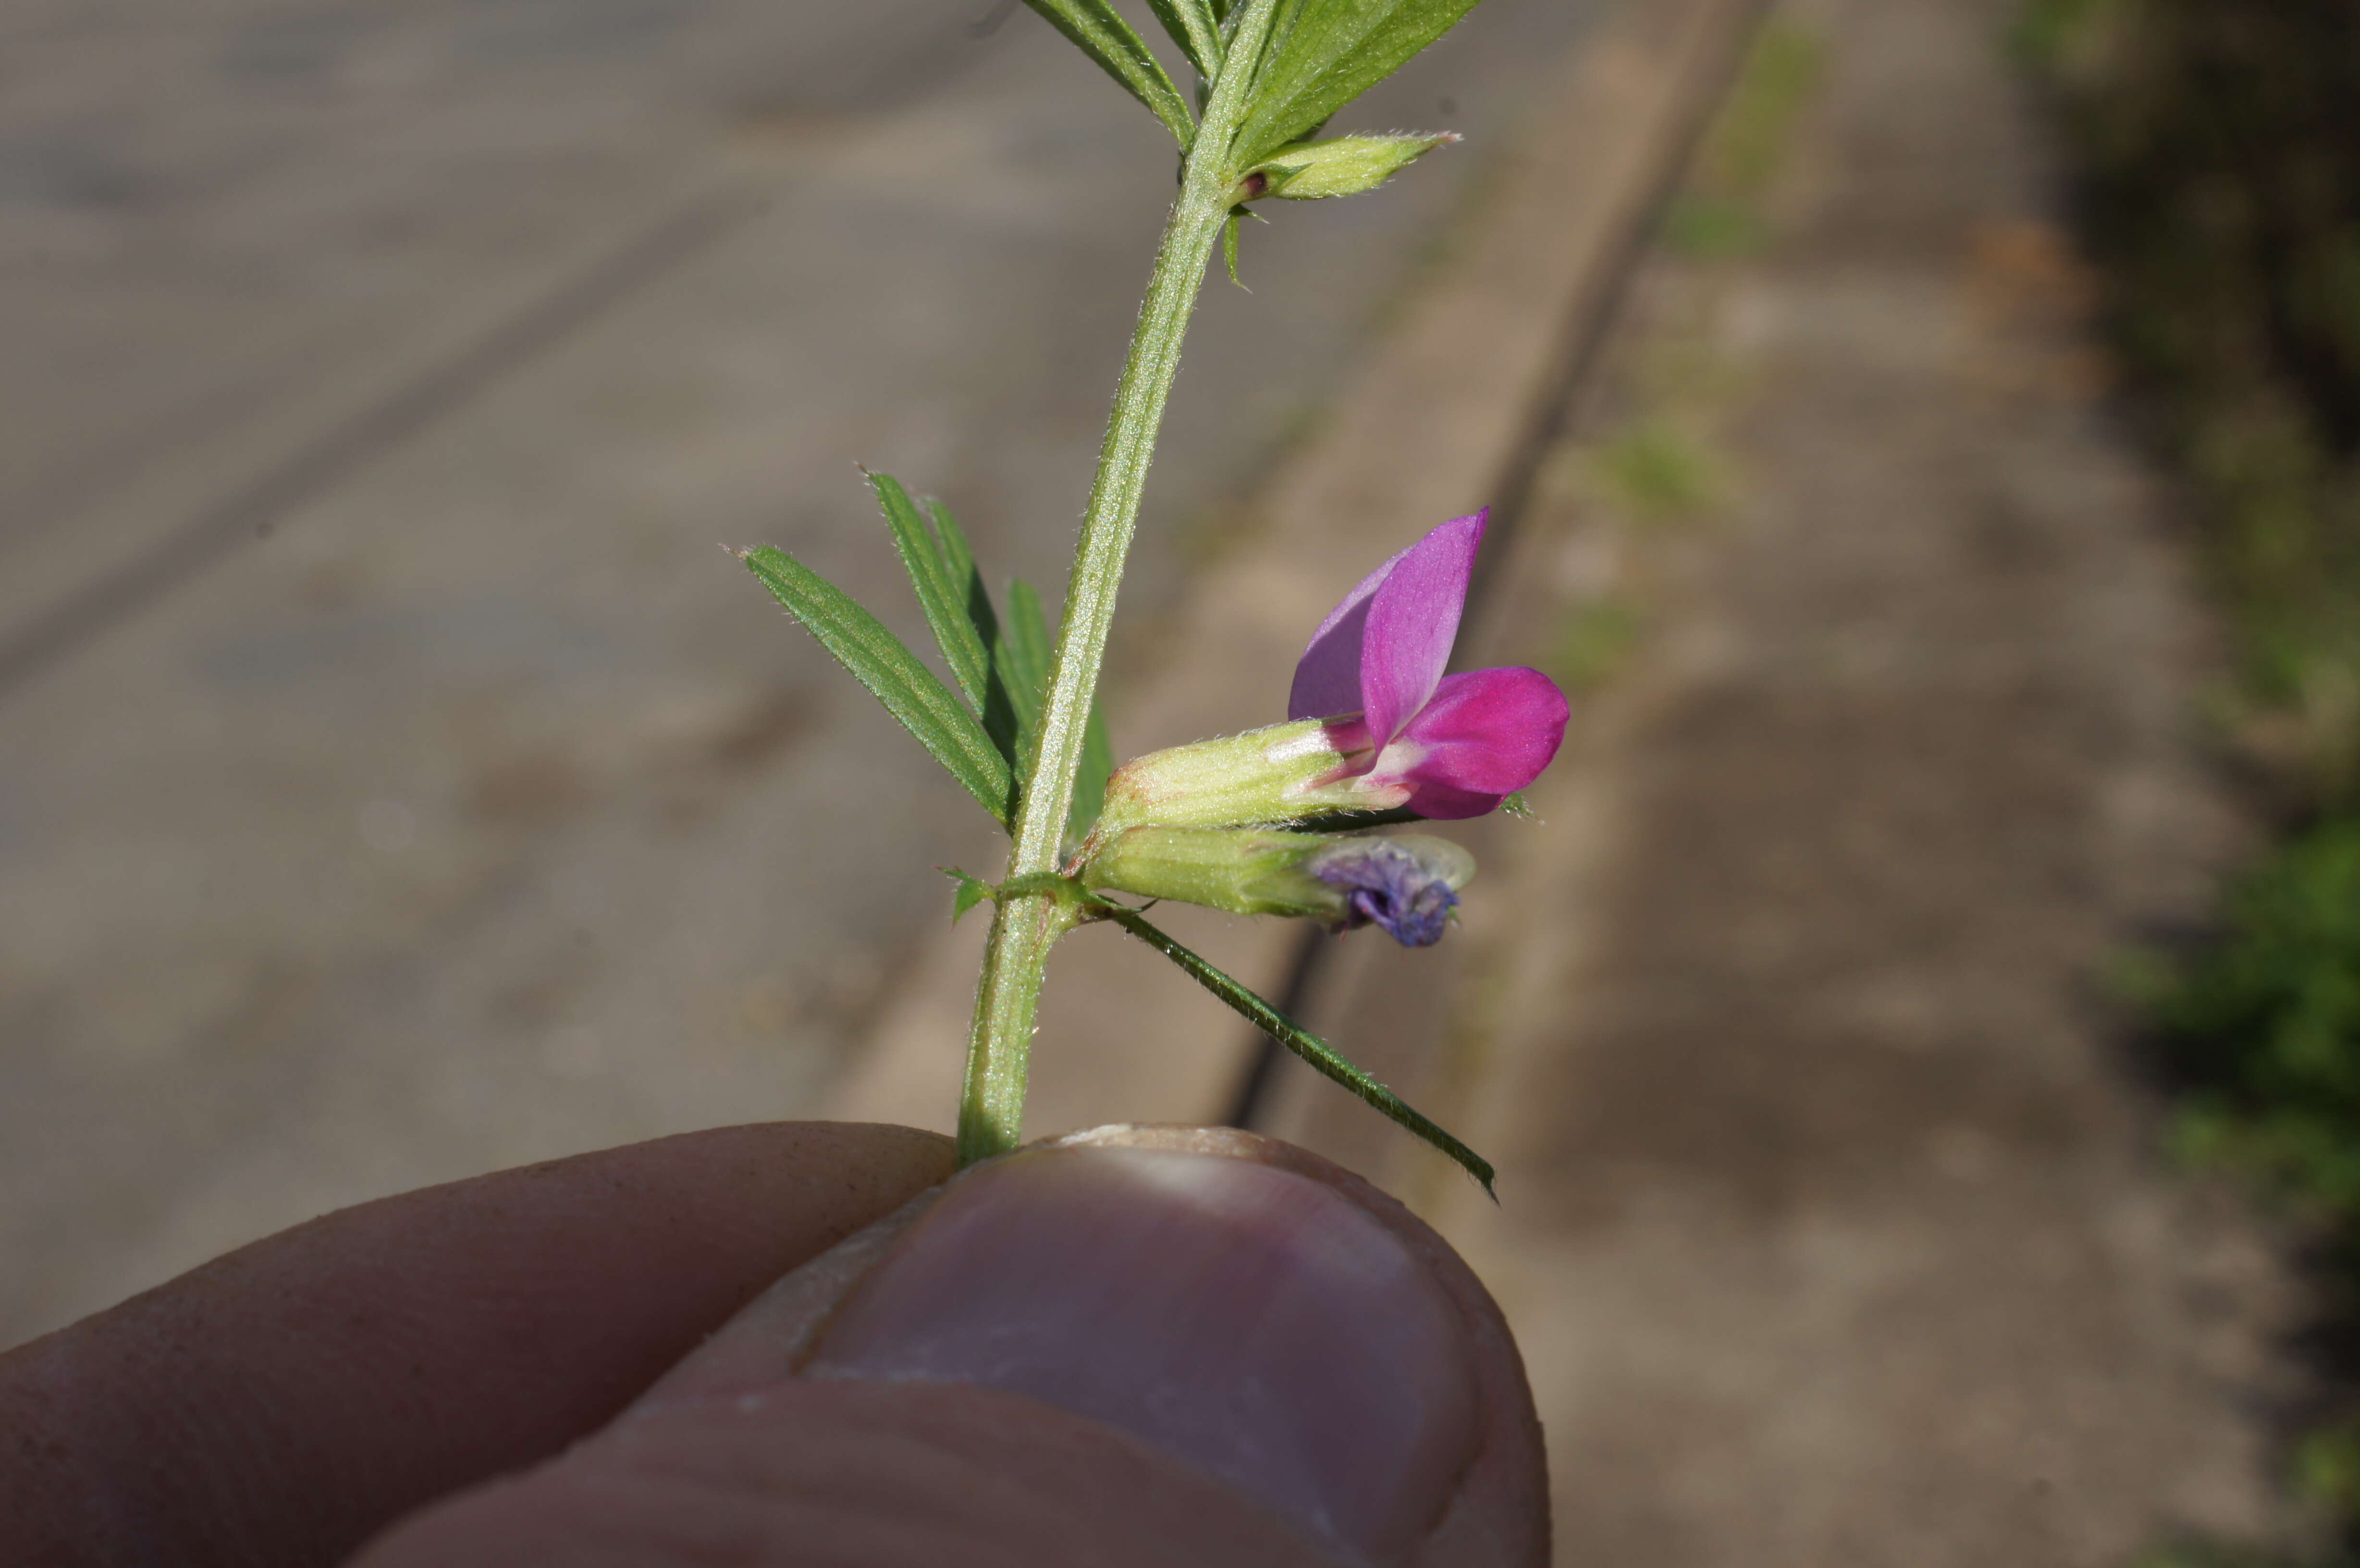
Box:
0 1121 953 1568
372 1125 1549 1568
984 1127 1549 1568
347 1380 1344 1568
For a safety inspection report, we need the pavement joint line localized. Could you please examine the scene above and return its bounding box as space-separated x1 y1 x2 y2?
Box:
0 184 766 707
1228 0 1776 1135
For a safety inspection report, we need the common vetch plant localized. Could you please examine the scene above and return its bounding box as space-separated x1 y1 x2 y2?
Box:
735 0 1566 1190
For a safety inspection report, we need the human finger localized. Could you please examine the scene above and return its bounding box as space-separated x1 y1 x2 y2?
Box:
0 1121 953 1568
352 1126 1549 1567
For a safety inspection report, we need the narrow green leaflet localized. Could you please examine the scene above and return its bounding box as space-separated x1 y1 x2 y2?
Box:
1002 578 1112 840
1071 692 1115 841
942 868 994 923
1232 0 1303 47
919 497 990 647
1020 0 1196 147
1099 905 1497 1193
1001 577 1056 742
739 545 1013 826
869 472 991 713
919 495 1026 764
1234 0 1483 166
1145 0 1223 78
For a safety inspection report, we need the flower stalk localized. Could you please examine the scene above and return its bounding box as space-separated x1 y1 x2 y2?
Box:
958 0 1285 1165
740 0 1524 1185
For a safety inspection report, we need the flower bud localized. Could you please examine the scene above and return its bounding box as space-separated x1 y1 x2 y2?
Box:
1095 718 1410 837
1236 133 1459 203
1304 833 1476 946
1082 827 1475 948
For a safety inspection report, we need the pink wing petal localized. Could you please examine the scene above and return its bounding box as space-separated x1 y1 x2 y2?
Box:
1353 510 1486 746
1396 781 1505 821
1384 665 1568 818
1287 552 1394 722
1287 510 1487 728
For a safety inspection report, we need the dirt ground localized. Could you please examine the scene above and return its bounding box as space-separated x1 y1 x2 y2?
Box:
1270 0 2316 1559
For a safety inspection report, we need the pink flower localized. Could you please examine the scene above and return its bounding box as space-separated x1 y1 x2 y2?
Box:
1287 510 1569 820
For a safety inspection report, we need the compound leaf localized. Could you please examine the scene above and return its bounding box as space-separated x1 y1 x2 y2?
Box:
740 545 1013 826
1021 0 1196 147
869 472 993 715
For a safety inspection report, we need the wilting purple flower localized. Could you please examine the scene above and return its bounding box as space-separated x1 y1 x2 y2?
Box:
1288 510 1569 820
1079 825 1475 948
1306 836 1466 947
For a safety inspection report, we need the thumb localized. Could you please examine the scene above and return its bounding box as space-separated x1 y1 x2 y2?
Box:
348 1126 1549 1568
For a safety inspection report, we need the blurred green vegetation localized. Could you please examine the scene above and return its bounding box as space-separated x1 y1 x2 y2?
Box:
2027 0 2360 807
2026 0 2360 1560
2131 822 2360 1215
1549 596 1644 693
1585 419 1728 525
1540 21 1825 706
1665 22 1824 261
2140 1552 2354 1568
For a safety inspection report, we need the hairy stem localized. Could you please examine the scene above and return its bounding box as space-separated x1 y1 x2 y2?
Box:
956 895 1079 1166
956 0 1282 1165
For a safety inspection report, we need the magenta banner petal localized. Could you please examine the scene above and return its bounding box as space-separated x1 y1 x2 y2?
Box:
1387 665 1568 799
1288 511 1487 726
1355 510 1485 746
1280 509 1569 823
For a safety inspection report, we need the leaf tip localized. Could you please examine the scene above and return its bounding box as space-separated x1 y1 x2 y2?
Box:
941 866 993 923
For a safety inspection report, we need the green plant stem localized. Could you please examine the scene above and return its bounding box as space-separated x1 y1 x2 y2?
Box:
958 894 1082 1164
956 0 1281 1166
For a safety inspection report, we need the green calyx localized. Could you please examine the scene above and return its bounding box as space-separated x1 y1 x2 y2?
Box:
1236 132 1459 202
1095 719 1354 836
1080 825 1475 924
1093 719 1427 839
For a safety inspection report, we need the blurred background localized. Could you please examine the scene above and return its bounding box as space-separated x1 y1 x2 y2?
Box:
8 0 2360 1564
0 0 1594 1335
